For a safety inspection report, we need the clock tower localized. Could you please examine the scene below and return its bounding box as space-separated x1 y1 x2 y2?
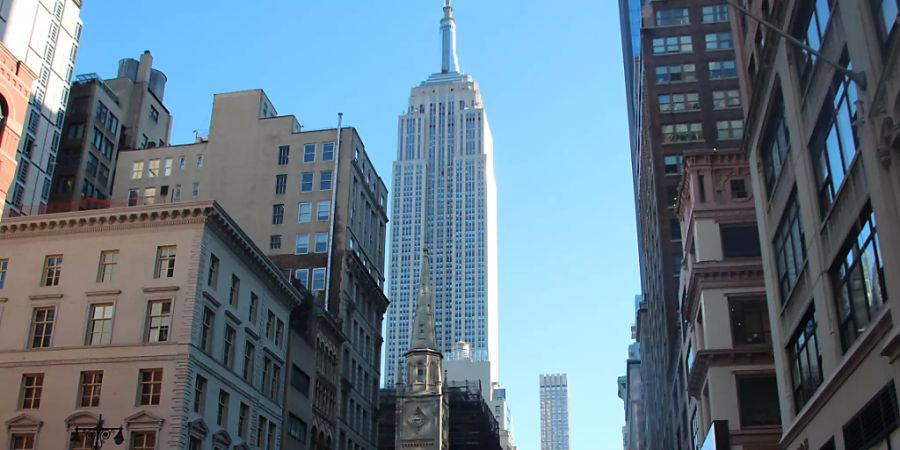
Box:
395 249 449 449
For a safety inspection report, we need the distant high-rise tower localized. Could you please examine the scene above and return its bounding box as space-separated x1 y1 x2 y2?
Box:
539 374 571 450
385 0 499 385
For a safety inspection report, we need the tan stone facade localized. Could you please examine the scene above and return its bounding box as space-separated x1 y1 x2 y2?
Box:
735 1 900 449
0 202 302 449
0 43 35 222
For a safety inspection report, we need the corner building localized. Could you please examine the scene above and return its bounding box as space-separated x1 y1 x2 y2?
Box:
385 0 499 386
735 1 900 449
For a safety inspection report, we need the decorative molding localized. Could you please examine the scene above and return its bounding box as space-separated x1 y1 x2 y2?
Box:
0 298 7 303
64 411 100 427
245 327 259 340
5 413 43 432
687 346 773 398
224 310 242 325
28 293 63 301
142 286 180 294
86 289 122 297
188 419 209 438
202 291 222 308
123 410 165 430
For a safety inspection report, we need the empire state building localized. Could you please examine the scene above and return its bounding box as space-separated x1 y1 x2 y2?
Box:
385 0 499 385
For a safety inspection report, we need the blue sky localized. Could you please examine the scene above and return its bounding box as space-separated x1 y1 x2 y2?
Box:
75 1 640 448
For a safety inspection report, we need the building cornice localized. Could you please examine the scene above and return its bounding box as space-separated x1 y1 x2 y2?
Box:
686 346 773 398
682 260 765 321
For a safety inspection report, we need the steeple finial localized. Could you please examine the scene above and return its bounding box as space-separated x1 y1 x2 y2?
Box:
410 249 438 350
440 0 460 74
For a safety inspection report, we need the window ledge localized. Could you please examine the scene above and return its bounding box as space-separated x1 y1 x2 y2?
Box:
816 152 863 231
778 262 810 317
86 289 122 297
29 293 63 301
143 286 180 294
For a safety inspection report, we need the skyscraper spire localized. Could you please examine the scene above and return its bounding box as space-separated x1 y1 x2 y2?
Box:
440 0 460 74
410 249 438 350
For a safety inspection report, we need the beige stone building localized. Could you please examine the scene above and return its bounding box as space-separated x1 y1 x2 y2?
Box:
734 1 900 449
112 89 389 449
0 201 302 449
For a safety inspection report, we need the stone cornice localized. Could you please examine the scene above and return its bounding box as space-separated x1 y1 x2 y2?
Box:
0 203 211 238
682 260 765 321
687 346 774 398
29 293 63 301
86 289 122 297
142 286 179 294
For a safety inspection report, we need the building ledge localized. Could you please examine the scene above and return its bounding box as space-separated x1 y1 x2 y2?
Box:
687 346 773 398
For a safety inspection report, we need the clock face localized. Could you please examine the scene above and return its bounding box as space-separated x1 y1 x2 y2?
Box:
409 408 427 429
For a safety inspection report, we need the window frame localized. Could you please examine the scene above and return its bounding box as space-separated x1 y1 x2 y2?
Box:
154 246 176 279
29 306 56 349
137 368 163 406
42 255 63 287
145 299 173 343
19 373 44 409
789 308 824 412
97 250 118 283
86 303 114 346
79 370 103 408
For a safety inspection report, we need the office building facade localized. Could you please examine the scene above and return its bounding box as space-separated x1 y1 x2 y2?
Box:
539 374 571 450
0 42 35 218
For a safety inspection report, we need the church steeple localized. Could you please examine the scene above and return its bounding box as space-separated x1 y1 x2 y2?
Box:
410 249 438 351
440 0 460 74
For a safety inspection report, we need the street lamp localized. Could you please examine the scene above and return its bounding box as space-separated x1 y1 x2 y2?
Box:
69 415 125 450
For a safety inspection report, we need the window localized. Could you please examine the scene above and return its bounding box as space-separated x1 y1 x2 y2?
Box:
140 134 149 148
79 371 103 407
702 4 729 22
268 422 277 450
731 179 748 199
811 70 859 213
713 89 741 109
201 307 215 353
154 246 176 279
312 268 327 291
276 319 284 347
652 36 693 54
708 60 737 79
275 174 287 195
146 300 172 343
191 182 199 199
298 202 312 222
163 158 172 176
86 303 114 345
173 184 181 201
737 376 781 426
196 154 204 169
138 369 163 405
20 374 43 409
86 153 98 177
730 299 771 346
664 155 683 175
262 357 272 395
143 187 157 205
265 311 276 340
762 96 791 193
188 437 201 450
147 159 160 178
249 293 259 324
270 363 281 399
795 0 833 81
278 145 290 165
705 32 733 50
316 201 331 221
300 172 313 192
217 390 230 426
288 414 308 442
272 204 285 225
320 171 333 190
304 144 316 163
656 8 690 26
257 416 269 449
842 382 899 450
206 255 220 289
322 142 335 161
30 307 55 348
292 365 311 396
42 255 63 286
295 234 309 254
194 375 207 413
239 403 250 439
295 269 310 289
270 235 282 250
315 233 328 253
243 341 256 382
659 92 700 113
656 64 696 84
873 0 899 42
229 275 240 307
130 431 156 450
0 259 7 289
149 106 160 122
790 308 823 411
223 325 236 369
716 120 744 140
833 208 887 351
10 434 34 450
721 225 761 258
661 123 703 143
774 193 807 301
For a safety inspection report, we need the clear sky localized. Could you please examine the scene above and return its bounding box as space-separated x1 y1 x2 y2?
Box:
75 1 640 448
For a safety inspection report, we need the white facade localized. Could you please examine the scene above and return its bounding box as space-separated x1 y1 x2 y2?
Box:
539 374 571 450
0 0 83 216
385 0 499 386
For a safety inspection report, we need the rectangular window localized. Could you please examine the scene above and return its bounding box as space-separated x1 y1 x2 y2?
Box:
217 389 230 426
312 268 327 291
30 307 55 348
201 307 215 353
842 382 899 450
270 364 281 400
291 365 311 396
304 144 316 163
721 225 761 258
322 142 335 161
774 193 807 301
275 174 287 195
249 293 259 324
702 4 729 22
223 325 236 369
315 233 328 253
154 246 176 279
0 259 7 289
300 172 314 192
288 414 308 442
130 431 156 450
208 254 220 289
276 319 285 347
146 300 172 343
652 36 693 54
272 204 285 225
86 303 114 345
79 371 103 407
873 0 899 42
705 31 733 50
320 171 333 190
270 235 282 250
196 154 204 169
163 158 172 176
656 8 690 26
795 1 833 82
708 60 737 79
194 375 207 413
295 234 309 254
278 145 290 165
191 182 199 199
173 184 181 201
658 92 700 113
262 357 272 395
655 64 697 84
243 341 256 382
712 89 741 110
833 207 887 351
142 187 157 206
298 202 312 223
737 375 781 426
257 416 269 448
147 159 160 178
811 70 859 213
149 106 160 122
664 155 683 175
661 123 703 143
790 308 823 411
763 95 791 193
229 275 240 307
266 310 276 340
729 298 771 346
20 374 43 409
42 255 63 286
239 403 250 439
316 201 331 221
295 269 310 289
138 369 163 406
716 119 744 140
